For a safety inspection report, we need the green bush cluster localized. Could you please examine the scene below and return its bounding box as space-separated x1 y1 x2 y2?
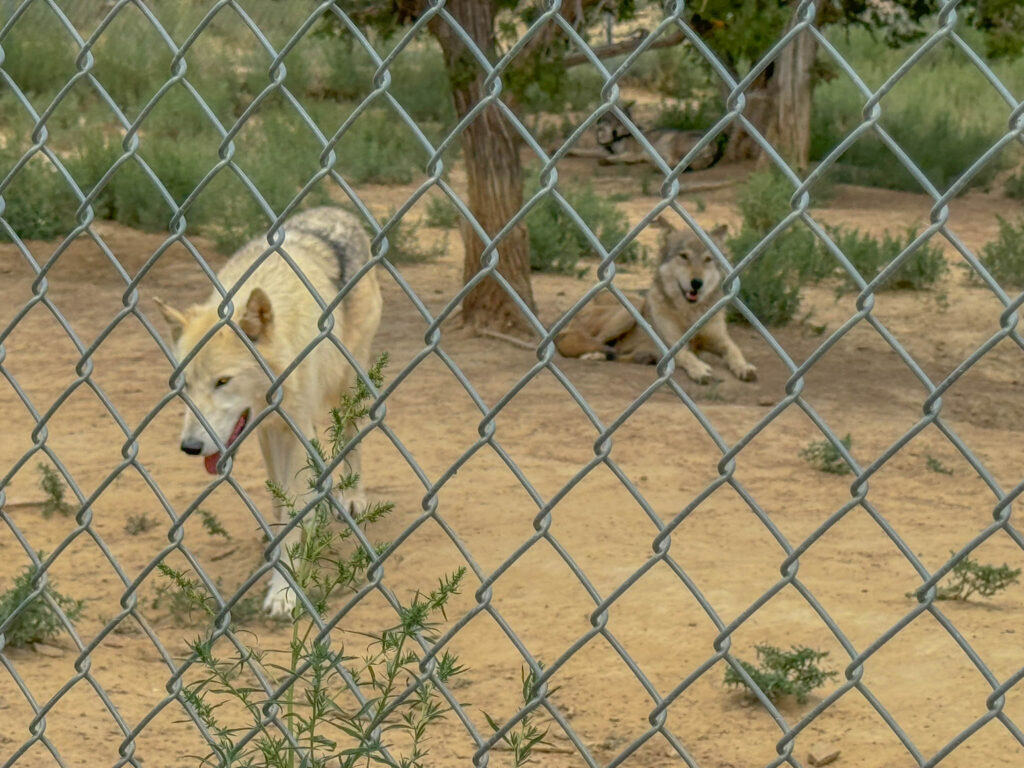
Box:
976 216 1024 290
525 177 643 275
0 5 446 249
726 172 821 326
811 26 1024 193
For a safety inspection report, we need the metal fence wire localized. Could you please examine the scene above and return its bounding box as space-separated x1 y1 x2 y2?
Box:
2 0 1024 766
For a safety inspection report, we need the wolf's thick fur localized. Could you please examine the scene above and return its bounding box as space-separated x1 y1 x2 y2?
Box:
555 221 756 383
155 207 382 615
591 104 724 170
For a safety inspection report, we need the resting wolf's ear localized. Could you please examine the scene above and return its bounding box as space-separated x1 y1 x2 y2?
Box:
711 224 729 240
650 216 679 233
153 297 186 343
241 288 273 342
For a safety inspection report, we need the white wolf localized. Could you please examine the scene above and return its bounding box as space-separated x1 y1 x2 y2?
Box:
155 207 383 616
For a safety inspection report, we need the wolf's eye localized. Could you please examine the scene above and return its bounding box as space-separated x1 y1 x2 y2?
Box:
678 252 689 261
215 377 231 388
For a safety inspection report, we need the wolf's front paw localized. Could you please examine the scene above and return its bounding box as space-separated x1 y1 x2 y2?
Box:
731 360 758 382
684 358 714 384
336 489 369 519
263 573 296 617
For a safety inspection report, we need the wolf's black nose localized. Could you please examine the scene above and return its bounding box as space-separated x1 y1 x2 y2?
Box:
180 439 203 456
690 278 703 291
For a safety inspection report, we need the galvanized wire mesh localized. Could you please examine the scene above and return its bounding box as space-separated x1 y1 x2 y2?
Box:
1 0 1023 766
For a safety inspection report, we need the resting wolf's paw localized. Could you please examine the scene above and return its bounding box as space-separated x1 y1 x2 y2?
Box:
263 575 296 617
684 359 714 384
731 361 758 382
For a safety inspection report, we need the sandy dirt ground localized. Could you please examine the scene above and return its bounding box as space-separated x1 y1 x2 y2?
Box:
2 159 1023 768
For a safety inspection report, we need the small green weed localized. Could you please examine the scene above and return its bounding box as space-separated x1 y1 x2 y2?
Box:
0 559 84 647
483 667 553 766
724 645 837 704
928 554 1021 601
800 434 853 475
124 513 159 535
925 455 954 475
151 564 217 625
37 463 75 518
197 509 230 540
976 216 1024 290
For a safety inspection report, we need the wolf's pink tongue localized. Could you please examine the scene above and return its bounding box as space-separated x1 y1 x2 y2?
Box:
204 452 221 475
204 413 247 475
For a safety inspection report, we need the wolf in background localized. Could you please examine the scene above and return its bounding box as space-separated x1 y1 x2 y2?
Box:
555 218 756 383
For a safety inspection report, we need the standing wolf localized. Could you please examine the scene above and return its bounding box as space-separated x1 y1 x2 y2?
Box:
555 220 756 383
155 207 382 615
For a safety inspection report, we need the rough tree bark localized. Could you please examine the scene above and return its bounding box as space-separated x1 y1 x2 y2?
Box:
428 0 536 336
723 18 818 171
765 24 817 171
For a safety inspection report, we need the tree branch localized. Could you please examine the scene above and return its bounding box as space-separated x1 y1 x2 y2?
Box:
563 28 686 67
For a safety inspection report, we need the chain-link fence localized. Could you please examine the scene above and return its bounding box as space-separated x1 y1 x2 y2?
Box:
2 0 1023 766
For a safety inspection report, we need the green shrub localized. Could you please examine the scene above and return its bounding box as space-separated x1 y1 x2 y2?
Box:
0 149 83 242
37 463 76 517
827 226 947 292
800 434 853 475
726 172 823 325
525 177 643 275
976 216 1024 290
0 560 84 647
934 554 1021 601
724 645 838 704
0 4 80 101
331 106 428 185
907 553 1021 602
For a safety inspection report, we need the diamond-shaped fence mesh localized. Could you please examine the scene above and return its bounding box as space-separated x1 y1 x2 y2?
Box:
1 0 1023 766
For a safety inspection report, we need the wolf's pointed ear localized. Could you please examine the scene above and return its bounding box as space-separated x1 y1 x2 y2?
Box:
153 297 186 343
711 223 729 240
240 288 273 342
650 216 678 233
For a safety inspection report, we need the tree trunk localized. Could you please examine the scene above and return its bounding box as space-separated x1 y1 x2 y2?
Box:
766 24 817 171
429 0 536 336
724 19 817 171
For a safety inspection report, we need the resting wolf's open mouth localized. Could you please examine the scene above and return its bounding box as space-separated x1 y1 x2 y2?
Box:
204 410 249 475
685 290 700 302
